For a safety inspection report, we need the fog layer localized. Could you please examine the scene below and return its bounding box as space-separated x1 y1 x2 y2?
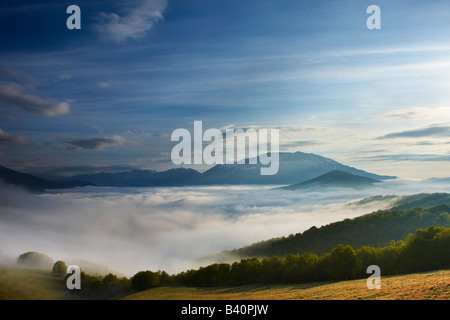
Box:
1 179 448 276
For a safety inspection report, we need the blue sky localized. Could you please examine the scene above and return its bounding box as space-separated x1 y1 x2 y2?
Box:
1 0 450 178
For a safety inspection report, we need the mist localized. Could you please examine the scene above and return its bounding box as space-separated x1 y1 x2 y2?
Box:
1 178 449 277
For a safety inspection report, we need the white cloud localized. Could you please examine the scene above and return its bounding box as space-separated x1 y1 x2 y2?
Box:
0 82 70 117
93 0 168 43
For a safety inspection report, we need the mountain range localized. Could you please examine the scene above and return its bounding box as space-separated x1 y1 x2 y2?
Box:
0 151 396 191
63 152 395 187
0 165 94 192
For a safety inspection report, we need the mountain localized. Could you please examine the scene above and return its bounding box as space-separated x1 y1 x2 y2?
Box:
196 152 394 185
0 165 93 192
280 170 380 190
64 152 396 187
65 167 202 187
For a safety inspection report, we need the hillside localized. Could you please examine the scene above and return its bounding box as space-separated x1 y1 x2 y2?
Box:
0 165 93 192
122 269 450 300
348 193 450 210
223 203 450 260
389 193 450 211
1 264 447 300
0 265 72 300
280 170 380 190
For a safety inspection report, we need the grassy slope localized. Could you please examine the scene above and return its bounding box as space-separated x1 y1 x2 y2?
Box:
1 265 448 300
0 265 72 300
122 269 450 300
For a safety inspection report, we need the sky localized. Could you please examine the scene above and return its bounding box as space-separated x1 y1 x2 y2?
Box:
1 0 450 179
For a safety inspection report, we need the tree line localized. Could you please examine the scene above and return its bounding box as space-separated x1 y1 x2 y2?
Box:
53 225 449 296
172 226 449 287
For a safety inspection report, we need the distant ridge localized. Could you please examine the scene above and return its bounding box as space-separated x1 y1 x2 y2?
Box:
0 165 94 192
64 167 202 187
280 170 380 190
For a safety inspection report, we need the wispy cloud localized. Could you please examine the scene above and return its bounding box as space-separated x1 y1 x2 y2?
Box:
0 82 70 117
377 125 450 139
355 153 450 163
93 0 168 43
0 66 70 117
61 135 125 151
0 129 29 146
98 81 113 88
381 106 450 122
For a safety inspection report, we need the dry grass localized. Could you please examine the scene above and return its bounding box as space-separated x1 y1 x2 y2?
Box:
122 269 450 300
0 265 448 300
0 265 71 300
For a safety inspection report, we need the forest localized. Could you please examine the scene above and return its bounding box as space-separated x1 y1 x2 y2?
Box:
226 203 450 259
172 225 449 287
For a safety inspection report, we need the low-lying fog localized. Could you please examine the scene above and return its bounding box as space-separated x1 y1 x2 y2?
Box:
1 178 449 276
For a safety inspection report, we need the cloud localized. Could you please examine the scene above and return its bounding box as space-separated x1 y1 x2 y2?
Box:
0 129 29 145
0 83 70 117
0 66 39 87
0 67 70 117
93 0 168 43
383 112 420 121
381 107 450 122
98 82 113 88
58 73 73 80
61 135 125 150
377 125 450 139
355 153 450 162
281 140 323 149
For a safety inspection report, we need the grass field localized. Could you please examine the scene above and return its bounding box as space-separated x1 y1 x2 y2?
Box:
0 265 71 300
123 269 449 300
0 264 448 300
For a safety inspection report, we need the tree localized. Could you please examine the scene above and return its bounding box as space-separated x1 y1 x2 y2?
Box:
102 273 119 286
17 251 53 269
230 258 262 285
323 244 357 280
131 270 160 291
158 270 174 286
355 246 378 278
260 256 284 283
52 260 67 276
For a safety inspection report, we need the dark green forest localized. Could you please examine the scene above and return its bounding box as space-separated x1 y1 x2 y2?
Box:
226 202 450 259
173 225 449 287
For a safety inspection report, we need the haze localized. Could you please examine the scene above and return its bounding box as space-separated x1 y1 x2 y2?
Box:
1 178 449 276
